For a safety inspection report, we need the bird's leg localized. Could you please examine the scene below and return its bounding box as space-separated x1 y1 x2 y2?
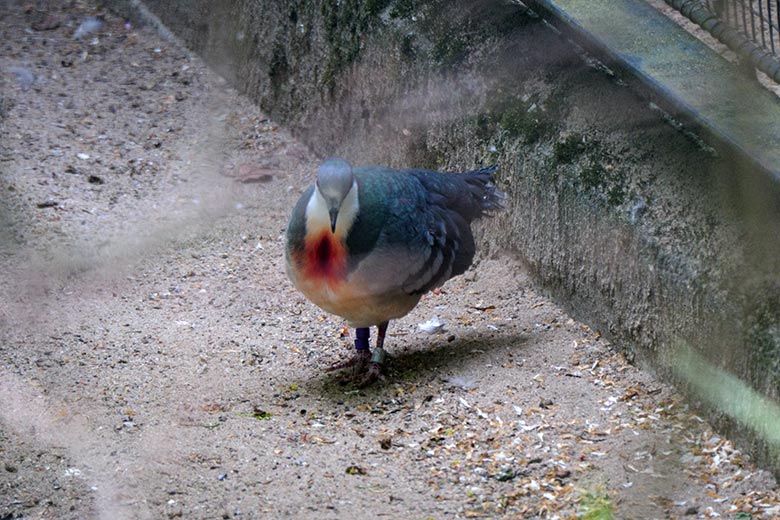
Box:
327 327 371 372
375 320 388 357
358 321 389 387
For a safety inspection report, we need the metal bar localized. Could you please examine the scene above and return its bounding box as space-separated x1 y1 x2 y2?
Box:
775 0 780 52
663 0 780 80
767 1 780 51
750 0 758 40
768 0 776 53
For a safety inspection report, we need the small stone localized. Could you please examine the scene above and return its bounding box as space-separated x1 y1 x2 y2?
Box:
379 437 392 450
684 506 698 515
234 164 275 183
493 466 516 482
32 14 61 31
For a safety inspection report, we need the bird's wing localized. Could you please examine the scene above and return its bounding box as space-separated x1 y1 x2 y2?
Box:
347 167 479 296
285 185 314 259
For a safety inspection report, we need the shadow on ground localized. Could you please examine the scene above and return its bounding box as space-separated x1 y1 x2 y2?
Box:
306 330 531 400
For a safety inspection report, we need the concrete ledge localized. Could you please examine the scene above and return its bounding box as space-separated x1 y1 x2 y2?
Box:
527 0 780 181
106 0 780 476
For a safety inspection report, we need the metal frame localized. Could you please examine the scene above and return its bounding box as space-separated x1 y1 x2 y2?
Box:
664 0 780 82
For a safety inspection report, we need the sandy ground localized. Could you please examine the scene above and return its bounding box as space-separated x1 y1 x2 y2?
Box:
2 2 780 519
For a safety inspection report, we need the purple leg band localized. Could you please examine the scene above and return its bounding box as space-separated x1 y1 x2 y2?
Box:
355 327 370 351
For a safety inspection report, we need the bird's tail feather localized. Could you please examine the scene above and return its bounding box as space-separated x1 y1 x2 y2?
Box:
465 164 505 216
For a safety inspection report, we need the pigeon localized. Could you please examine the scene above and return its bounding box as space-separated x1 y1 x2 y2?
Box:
285 158 504 385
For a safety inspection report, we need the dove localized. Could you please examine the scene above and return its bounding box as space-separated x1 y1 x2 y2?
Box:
285 158 503 385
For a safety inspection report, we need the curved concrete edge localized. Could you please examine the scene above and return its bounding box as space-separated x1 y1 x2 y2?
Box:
104 0 780 477
527 0 780 182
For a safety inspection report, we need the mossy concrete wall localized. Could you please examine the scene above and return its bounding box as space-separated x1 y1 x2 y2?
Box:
107 0 780 475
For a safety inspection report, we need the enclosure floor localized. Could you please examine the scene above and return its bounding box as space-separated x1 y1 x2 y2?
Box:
1 2 779 519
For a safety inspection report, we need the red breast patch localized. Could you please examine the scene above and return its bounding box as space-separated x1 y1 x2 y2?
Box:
301 231 347 284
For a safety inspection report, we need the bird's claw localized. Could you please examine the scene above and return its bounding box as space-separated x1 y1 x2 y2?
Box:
355 347 388 387
357 362 384 387
330 347 388 387
326 348 371 372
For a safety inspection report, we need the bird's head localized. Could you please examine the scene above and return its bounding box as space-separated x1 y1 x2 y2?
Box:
313 158 358 234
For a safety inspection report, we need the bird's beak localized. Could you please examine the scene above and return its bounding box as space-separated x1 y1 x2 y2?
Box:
329 208 339 233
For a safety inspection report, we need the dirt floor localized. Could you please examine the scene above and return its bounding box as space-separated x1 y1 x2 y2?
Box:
2 2 780 519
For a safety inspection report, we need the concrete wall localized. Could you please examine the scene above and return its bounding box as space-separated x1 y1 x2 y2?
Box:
108 0 780 474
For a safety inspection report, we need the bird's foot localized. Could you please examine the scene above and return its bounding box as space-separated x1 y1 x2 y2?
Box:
330 347 387 387
327 348 372 373
357 362 384 387
356 347 388 387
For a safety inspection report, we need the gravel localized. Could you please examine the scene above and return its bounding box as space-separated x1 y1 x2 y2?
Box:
1 2 779 519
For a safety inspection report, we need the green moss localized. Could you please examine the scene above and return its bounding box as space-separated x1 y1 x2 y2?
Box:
499 98 551 143
400 32 417 61
423 1 533 70
570 152 628 207
466 113 496 141
606 184 625 206
365 0 393 16
744 285 780 393
578 487 615 520
554 133 587 163
389 0 418 19
431 32 469 68
319 0 385 90
268 40 290 97
580 162 605 191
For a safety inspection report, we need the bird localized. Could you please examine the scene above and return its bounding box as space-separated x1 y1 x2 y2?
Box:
285 158 504 385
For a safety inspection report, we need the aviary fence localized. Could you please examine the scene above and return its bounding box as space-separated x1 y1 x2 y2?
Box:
663 0 780 81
